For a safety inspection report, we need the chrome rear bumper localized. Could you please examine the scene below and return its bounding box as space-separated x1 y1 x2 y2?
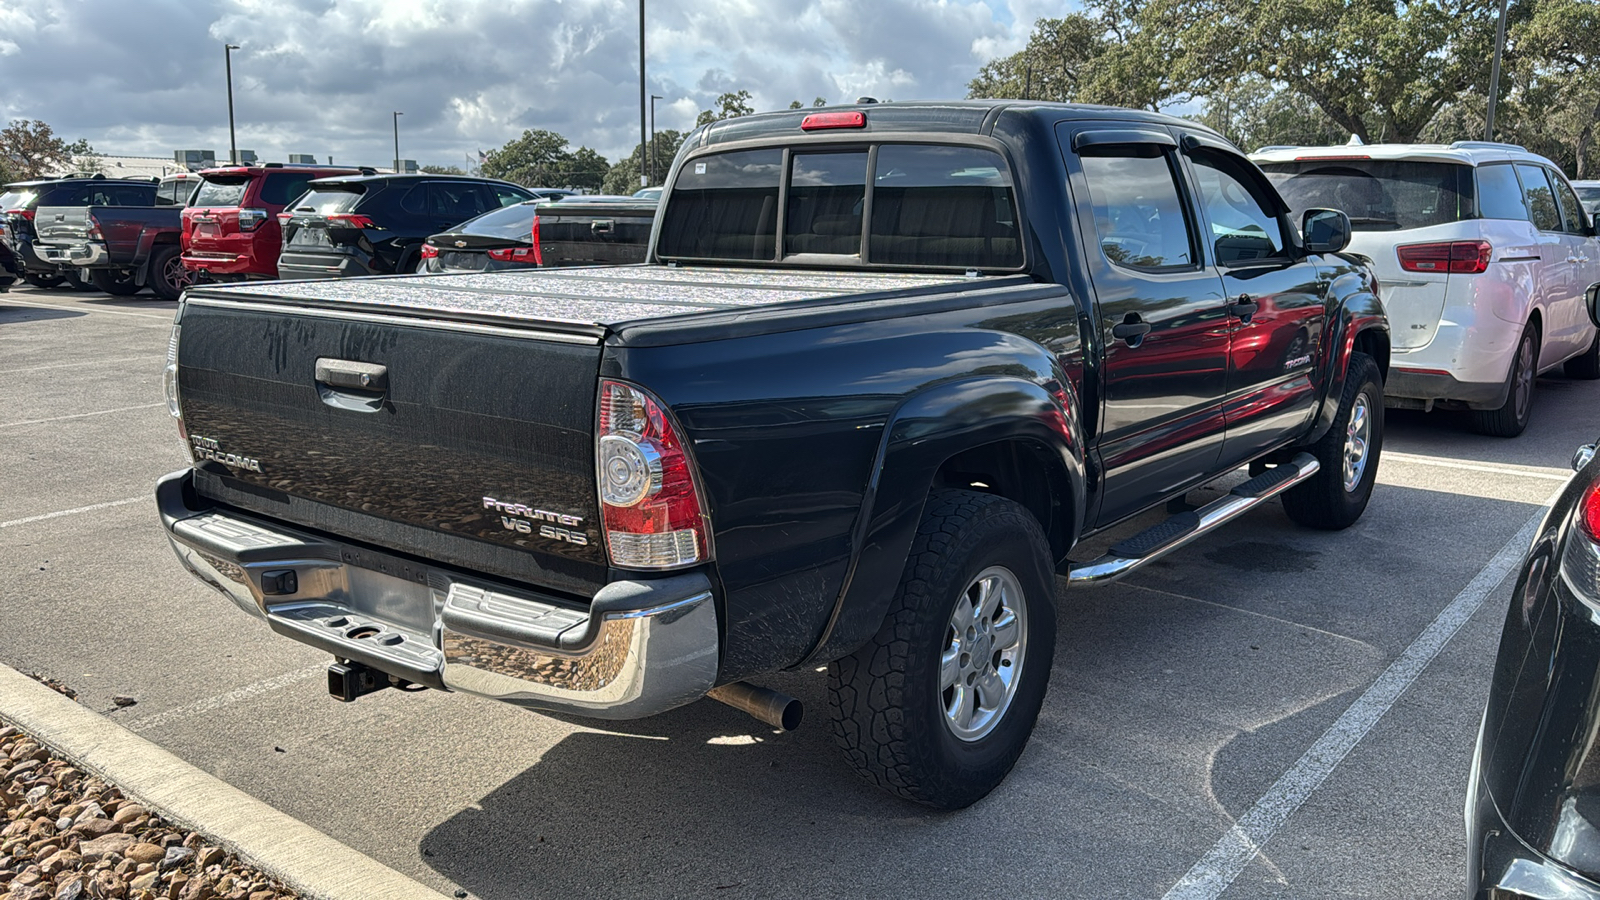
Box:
36 242 109 267
156 469 719 719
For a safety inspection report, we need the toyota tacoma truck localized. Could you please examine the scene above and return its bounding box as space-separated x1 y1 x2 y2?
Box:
33 202 184 299
157 101 1390 809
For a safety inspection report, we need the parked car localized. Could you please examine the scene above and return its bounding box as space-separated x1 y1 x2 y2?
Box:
634 186 663 201
1573 179 1600 219
1 176 157 289
1254 142 1600 436
418 201 543 274
156 172 202 207
158 100 1389 809
33 201 185 299
276 174 535 279
1468 292 1600 897
526 187 579 202
182 164 360 282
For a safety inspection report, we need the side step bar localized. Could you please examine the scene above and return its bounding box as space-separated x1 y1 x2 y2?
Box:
1065 453 1320 588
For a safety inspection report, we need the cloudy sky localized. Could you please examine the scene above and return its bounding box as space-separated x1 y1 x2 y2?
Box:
0 0 1066 170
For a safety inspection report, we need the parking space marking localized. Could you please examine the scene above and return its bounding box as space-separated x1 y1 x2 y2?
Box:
125 665 325 733
1 402 165 429
1382 450 1574 482
0 497 147 529
1160 495 1552 900
0 355 163 375
1124 583 1375 649
0 297 175 323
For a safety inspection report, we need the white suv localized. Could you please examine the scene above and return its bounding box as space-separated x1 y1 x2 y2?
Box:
1253 141 1600 436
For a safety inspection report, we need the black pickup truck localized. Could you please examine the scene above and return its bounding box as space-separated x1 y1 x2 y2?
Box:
33 203 186 299
156 101 1389 808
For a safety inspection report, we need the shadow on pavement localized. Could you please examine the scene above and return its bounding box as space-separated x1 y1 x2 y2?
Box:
0 304 85 324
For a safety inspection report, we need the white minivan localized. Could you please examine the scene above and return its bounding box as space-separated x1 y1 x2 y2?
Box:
1253 141 1600 436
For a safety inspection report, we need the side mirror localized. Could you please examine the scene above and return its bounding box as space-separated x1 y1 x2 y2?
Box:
1302 209 1351 254
1586 282 1600 329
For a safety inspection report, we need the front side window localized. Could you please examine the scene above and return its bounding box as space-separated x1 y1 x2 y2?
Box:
1475 164 1528 221
658 148 782 260
1078 146 1195 269
785 151 867 256
493 185 530 207
870 145 1020 268
1191 151 1286 264
1516 163 1561 232
1551 172 1589 234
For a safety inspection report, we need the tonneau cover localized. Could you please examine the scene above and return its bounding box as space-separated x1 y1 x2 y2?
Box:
185 265 978 334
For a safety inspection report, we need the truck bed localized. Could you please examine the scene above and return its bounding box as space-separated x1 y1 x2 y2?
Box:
187 265 989 336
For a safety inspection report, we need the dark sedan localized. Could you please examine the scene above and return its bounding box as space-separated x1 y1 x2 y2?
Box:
1468 288 1600 898
417 200 542 274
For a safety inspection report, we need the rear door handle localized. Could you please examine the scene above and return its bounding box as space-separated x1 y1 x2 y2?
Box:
1228 295 1259 322
1111 314 1153 347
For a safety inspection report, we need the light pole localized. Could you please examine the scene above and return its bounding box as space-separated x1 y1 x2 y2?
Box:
639 0 648 187
1485 0 1511 141
649 94 663 185
392 111 403 173
224 43 240 165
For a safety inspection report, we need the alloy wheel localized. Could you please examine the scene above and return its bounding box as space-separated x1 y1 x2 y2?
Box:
940 565 1028 742
1342 392 1371 492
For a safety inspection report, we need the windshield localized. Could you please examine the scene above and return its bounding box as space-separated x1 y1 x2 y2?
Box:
288 186 364 215
192 176 248 208
457 202 538 239
1260 160 1471 231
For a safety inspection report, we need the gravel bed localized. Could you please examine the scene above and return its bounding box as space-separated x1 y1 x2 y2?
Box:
0 718 300 900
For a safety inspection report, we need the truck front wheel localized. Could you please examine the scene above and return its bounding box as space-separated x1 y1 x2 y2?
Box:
827 489 1057 809
1281 351 1383 529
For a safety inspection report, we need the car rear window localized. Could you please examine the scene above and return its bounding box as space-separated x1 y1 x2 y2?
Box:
192 177 248 208
658 143 1022 270
458 203 538 239
1260 160 1471 232
289 186 365 215
1574 184 1600 205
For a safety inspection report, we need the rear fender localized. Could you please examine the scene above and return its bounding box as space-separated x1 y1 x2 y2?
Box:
801 373 1085 665
1304 265 1389 446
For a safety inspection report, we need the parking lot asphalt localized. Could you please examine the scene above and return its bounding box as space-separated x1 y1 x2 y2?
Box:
1 280 1593 899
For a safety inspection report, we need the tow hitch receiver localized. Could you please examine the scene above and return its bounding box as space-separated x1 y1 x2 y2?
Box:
328 660 390 702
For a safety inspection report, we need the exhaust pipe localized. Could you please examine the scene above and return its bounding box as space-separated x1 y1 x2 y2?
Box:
707 682 803 731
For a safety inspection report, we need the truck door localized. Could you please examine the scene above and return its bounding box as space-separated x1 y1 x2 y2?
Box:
1179 138 1328 468
1059 123 1230 526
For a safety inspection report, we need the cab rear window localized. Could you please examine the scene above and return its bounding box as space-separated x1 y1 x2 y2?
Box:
1260 160 1471 232
658 143 1022 270
192 177 248 208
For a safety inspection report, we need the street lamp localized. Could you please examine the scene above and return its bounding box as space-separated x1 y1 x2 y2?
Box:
649 94 663 185
224 43 240 165
639 0 648 187
1485 0 1511 141
393 111 403 173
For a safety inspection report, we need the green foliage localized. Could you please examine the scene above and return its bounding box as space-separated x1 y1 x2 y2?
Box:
480 129 609 191
0 120 94 181
696 90 755 127
602 129 686 195
420 164 465 175
1504 0 1600 177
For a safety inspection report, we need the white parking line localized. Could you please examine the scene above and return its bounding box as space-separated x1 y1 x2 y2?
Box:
1161 494 1553 900
0 354 163 375
125 665 325 733
1 402 165 429
0 497 147 529
1383 450 1574 482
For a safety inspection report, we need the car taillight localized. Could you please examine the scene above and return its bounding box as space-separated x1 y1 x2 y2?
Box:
529 215 544 265
6 209 34 222
238 208 268 231
1397 241 1492 274
86 214 104 242
419 243 438 259
163 315 190 455
596 380 709 569
276 211 293 226
327 214 376 228
486 246 540 263
1561 478 1600 608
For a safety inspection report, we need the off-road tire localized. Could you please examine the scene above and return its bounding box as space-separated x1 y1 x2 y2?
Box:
1281 351 1383 530
148 245 190 301
827 489 1057 809
21 273 64 289
1565 331 1600 380
1472 327 1538 437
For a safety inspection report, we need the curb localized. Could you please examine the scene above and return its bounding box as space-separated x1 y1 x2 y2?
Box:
0 663 451 900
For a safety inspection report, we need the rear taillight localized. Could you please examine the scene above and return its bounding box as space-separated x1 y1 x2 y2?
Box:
419 243 438 259
276 211 293 226
327 214 376 228
164 315 189 455
1397 240 1492 274
486 245 539 264
1581 480 1600 542
238 208 268 231
596 380 709 569
1561 478 1600 607
6 209 34 222
86 214 104 242
529 215 544 265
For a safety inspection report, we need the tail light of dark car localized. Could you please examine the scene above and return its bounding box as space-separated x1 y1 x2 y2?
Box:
1560 475 1600 609
596 380 710 569
326 214 377 229
486 246 540 264
238 209 269 232
1396 240 1492 274
86 214 104 242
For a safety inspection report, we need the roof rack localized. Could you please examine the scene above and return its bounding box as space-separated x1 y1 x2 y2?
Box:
1450 140 1526 151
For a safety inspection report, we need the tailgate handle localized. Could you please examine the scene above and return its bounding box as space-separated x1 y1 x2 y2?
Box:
591 219 614 234
314 358 388 413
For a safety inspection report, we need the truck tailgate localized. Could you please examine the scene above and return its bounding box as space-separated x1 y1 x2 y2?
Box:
176 298 609 597
536 200 656 266
32 206 92 245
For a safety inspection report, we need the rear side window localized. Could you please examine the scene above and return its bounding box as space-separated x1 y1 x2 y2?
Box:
259 173 320 207
111 185 154 205
658 149 782 261
786 152 867 256
1078 146 1195 269
1515 164 1561 232
426 182 491 222
192 177 248 208
1475 164 1528 221
1261 160 1469 231
155 181 187 206
291 187 364 215
870 145 1020 268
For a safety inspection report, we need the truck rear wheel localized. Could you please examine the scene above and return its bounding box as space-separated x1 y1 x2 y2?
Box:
89 268 143 296
1281 351 1383 530
827 489 1057 809
148 246 191 301
21 273 64 289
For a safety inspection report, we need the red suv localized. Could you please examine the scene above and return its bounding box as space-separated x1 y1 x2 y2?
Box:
182 164 359 281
